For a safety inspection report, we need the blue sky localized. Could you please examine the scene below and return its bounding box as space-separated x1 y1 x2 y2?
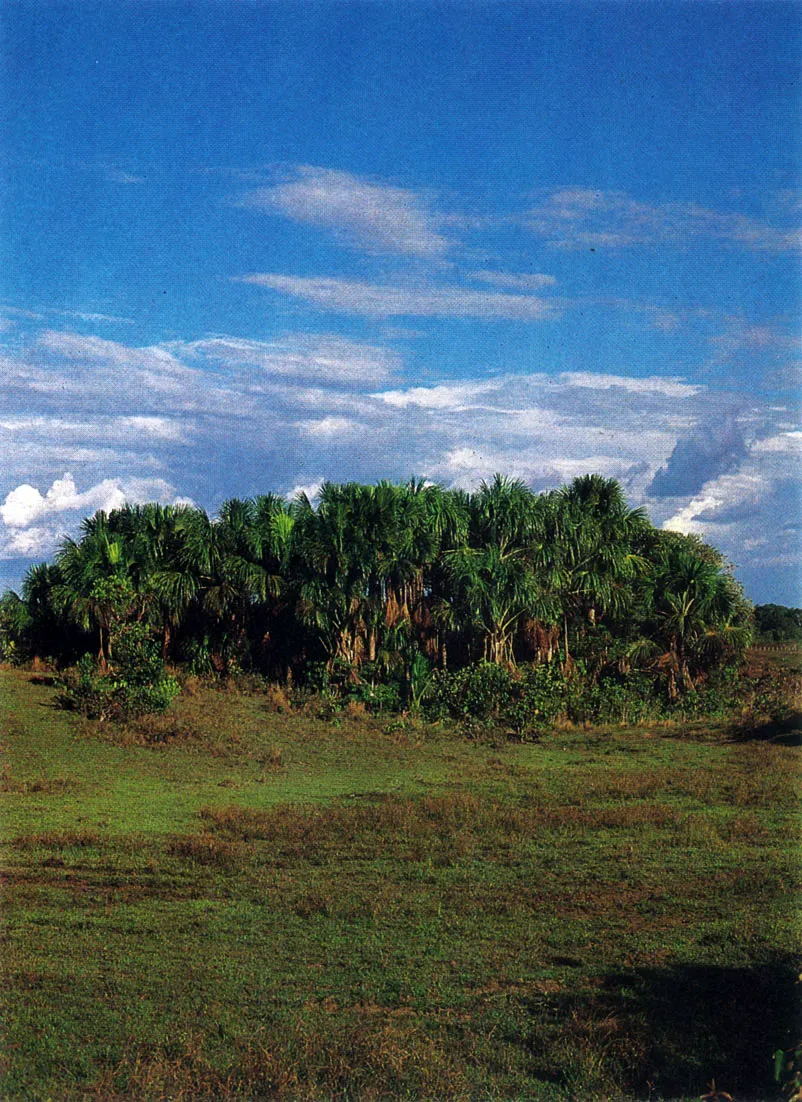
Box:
1 0 800 603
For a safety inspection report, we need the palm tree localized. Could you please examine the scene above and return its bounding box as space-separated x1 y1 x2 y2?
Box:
18 562 70 662
643 534 752 698
443 476 554 665
173 501 271 669
290 482 373 666
105 502 199 660
536 475 649 666
55 516 136 670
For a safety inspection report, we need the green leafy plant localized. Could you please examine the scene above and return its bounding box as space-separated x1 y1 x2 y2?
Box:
57 623 180 721
774 1042 802 1101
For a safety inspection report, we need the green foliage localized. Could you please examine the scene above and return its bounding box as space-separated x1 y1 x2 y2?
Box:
426 660 570 735
347 678 403 714
57 624 180 721
0 591 30 663
183 634 216 677
569 672 663 725
755 604 802 643
775 1041 802 1101
427 660 514 723
408 652 434 711
0 473 756 720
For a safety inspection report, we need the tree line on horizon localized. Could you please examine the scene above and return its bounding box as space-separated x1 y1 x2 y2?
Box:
0 474 754 701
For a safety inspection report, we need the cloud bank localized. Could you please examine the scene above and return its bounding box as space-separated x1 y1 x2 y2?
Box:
2 322 799 603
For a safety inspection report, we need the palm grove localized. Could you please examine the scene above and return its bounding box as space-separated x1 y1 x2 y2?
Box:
0 475 754 725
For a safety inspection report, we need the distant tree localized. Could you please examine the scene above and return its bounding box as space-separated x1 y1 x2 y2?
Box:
754 604 802 643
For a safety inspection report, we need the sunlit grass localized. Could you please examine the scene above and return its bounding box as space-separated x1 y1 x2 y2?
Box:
1 667 800 1099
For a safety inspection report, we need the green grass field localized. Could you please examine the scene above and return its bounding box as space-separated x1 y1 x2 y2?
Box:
1 667 800 1100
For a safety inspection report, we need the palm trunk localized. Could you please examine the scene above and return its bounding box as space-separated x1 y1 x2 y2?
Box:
98 623 110 673
562 614 572 673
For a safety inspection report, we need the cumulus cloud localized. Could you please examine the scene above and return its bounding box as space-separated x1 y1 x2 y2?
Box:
238 274 558 320
0 474 125 529
0 474 191 561
237 165 450 256
3 318 800 601
527 187 801 252
647 416 748 497
287 480 324 503
661 471 766 535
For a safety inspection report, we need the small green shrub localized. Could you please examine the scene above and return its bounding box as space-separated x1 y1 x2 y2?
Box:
57 625 180 721
347 679 402 714
425 660 568 736
568 672 661 726
426 661 514 723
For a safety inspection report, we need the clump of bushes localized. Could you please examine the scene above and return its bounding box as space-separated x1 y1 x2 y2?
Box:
425 660 569 737
57 623 180 721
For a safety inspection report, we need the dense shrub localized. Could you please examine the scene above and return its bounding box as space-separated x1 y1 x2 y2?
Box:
568 672 662 725
425 660 569 736
346 679 403 714
57 624 180 721
426 661 515 725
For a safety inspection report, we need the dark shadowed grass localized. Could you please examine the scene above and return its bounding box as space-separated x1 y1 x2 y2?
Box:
1 667 800 1099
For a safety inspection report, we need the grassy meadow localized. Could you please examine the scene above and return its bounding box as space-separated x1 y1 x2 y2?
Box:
1 663 800 1100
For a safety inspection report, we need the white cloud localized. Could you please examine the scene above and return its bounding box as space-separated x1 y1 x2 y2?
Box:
296 416 359 438
662 492 725 535
0 474 190 560
375 379 500 410
238 165 450 256
2 474 127 529
287 479 323 503
178 334 400 385
527 187 801 252
38 330 185 372
471 270 557 290
0 484 49 529
238 274 558 320
557 372 702 399
752 431 802 456
3 526 54 557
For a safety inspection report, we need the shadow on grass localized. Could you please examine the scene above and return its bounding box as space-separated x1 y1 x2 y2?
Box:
542 957 799 1099
728 712 802 747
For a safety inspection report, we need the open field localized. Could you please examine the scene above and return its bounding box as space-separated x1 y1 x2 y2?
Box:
1 666 800 1100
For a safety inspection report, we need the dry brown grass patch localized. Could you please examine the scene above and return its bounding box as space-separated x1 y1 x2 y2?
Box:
264 684 291 712
0 764 77 795
167 833 246 868
12 829 103 850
